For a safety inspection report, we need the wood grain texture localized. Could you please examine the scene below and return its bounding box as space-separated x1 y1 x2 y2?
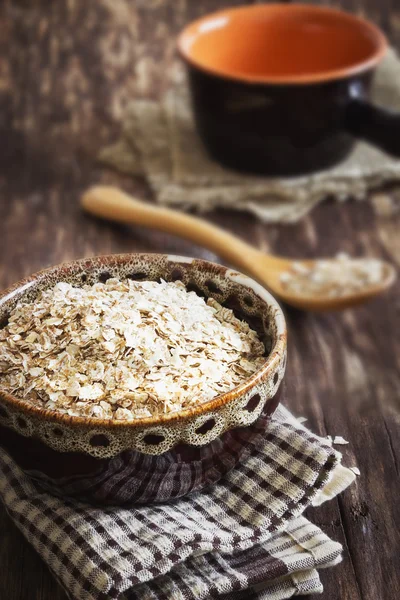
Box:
0 1 399 599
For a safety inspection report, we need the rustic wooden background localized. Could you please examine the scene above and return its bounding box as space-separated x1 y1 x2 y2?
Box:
0 1 399 599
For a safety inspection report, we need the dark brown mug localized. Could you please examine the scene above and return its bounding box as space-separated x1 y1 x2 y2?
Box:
178 4 398 176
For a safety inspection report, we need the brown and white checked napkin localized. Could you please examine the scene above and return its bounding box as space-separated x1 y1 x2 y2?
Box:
100 49 400 223
0 406 355 600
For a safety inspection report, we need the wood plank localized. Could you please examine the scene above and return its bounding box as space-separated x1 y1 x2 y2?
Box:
0 508 67 600
0 1 399 599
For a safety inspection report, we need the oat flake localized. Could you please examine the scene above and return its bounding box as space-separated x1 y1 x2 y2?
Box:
350 466 361 476
333 436 349 445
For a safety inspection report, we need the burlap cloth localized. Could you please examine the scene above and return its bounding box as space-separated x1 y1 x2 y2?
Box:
0 405 356 599
100 49 400 223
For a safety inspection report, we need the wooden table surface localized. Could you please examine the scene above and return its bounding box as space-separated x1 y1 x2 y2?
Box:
0 1 399 599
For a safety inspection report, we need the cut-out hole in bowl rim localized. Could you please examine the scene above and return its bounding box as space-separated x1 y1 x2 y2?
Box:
205 279 222 295
0 406 9 419
17 416 28 429
0 314 10 329
143 433 165 446
90 434 110 448
127 271 148 281
99 271 112 283
170 268 183 281
243 294 254 307
186 282 206 297
244 393 261 413
195 418 216 435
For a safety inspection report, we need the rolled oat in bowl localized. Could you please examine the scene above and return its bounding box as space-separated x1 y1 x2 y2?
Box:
0 278 266 420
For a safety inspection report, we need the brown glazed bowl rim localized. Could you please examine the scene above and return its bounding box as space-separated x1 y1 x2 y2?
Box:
0 253 287 430
177 3 388 86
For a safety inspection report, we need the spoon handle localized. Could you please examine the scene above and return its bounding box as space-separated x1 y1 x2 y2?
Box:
82 186 263 274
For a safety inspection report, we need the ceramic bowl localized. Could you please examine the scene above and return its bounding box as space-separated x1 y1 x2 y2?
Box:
0 254 286 504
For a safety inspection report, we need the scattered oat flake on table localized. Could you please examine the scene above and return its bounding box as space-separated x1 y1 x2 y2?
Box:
333 436 349 445
350 466 361 476
0 279 266 420
297 417 308 424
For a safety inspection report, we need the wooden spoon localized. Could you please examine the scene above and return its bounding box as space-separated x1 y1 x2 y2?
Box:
81 186 396 311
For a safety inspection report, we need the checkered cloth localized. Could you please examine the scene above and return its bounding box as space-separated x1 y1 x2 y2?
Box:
0 406 355 600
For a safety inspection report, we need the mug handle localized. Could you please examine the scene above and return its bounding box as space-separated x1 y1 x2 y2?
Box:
345 98 400 156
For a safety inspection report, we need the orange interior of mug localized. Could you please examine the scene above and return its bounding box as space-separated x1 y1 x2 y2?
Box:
178 4 387 84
